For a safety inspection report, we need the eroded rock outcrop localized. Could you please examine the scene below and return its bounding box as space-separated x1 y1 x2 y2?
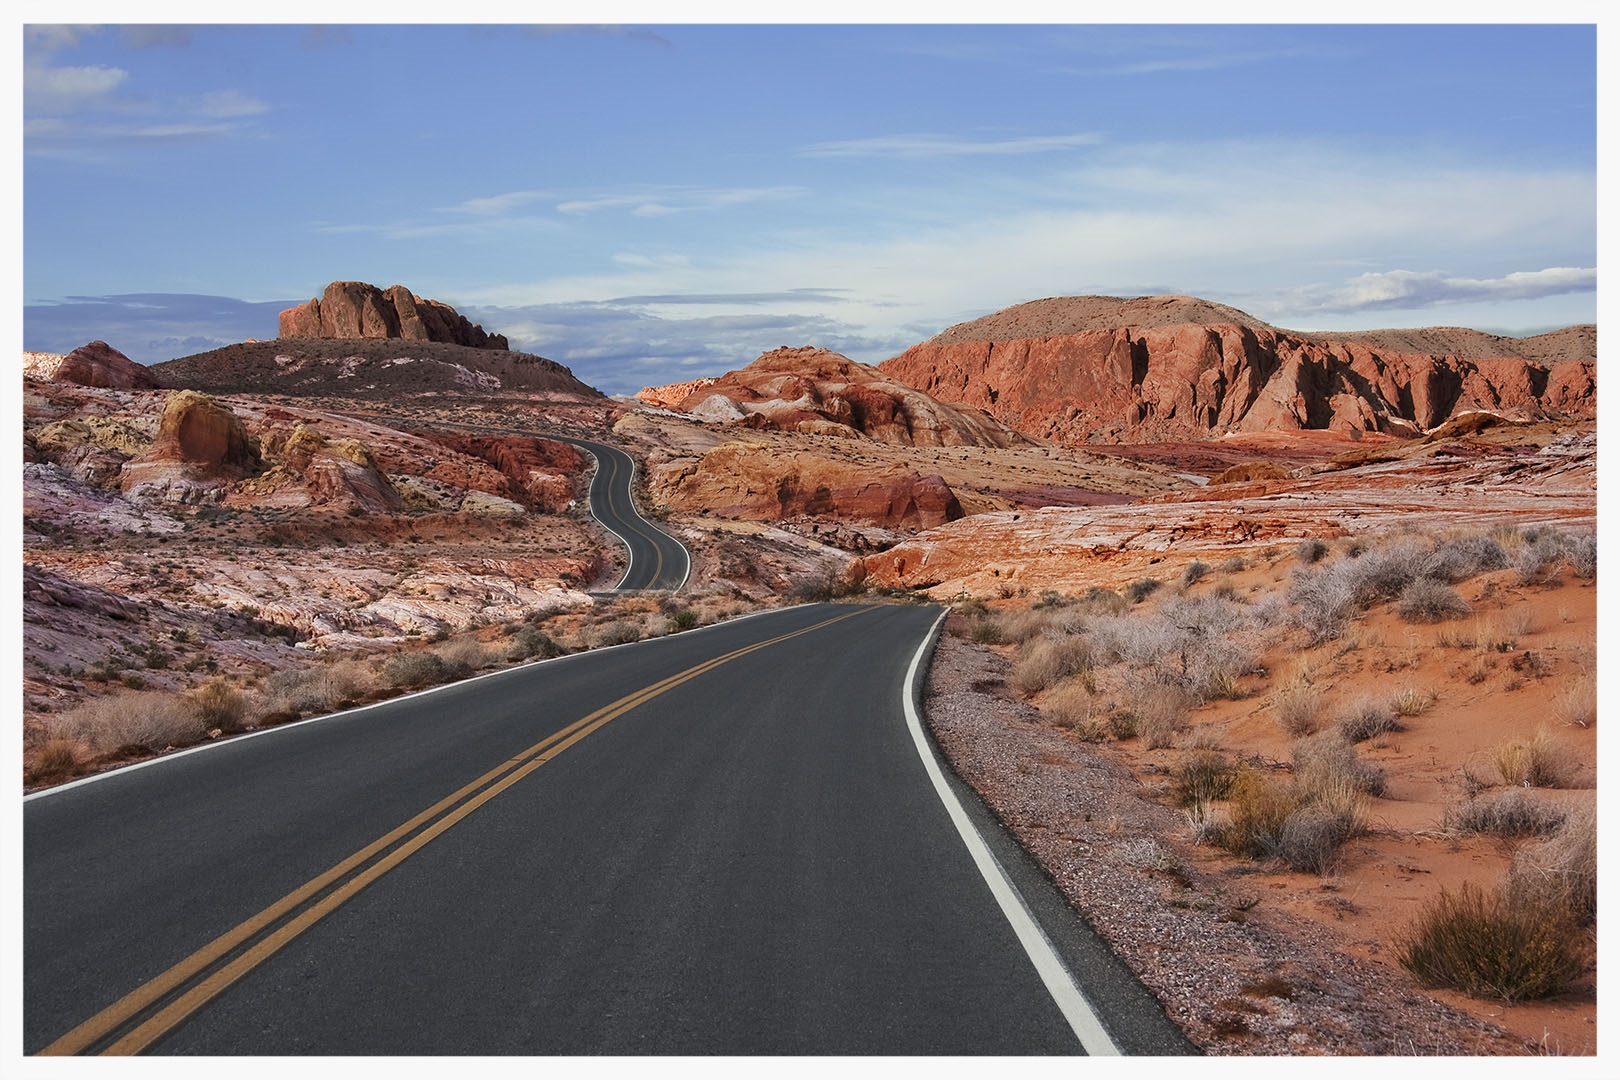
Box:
23 342 162 390
233 423 402 512
881 295 1596 445
652 347 1028 448
279 281 508 350
650 441 964 529
120 390 261 502
420 433 586 513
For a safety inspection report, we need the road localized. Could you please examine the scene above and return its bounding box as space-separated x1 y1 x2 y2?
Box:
557 436 689 592
24 603 1190 1055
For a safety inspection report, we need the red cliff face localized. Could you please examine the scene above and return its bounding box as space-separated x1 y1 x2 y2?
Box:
879 296 1595 445
645 346 1028 449
278 281 509 350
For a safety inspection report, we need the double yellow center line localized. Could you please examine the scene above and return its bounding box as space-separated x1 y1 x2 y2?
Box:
40 606 873 1056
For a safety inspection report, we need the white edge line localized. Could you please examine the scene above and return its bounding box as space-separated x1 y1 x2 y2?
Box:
22 602 790 803
576 441 636 592
900 607 1122 1057
572 440 690 594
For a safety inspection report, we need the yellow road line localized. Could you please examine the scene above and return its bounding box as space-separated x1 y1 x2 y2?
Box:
40 605 872 1057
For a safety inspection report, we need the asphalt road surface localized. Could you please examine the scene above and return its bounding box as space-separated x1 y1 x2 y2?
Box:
557 436 690 592
25 603 1192 1056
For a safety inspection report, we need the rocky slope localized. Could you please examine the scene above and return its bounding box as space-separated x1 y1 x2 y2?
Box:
646 346 1028 448
881 295 1595 445
279 280 508 350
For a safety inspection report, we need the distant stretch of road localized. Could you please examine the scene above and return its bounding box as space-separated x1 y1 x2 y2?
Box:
557 436 690 592
25 603 1191 1056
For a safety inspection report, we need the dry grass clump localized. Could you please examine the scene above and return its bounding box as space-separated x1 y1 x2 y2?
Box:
1271 670 1322 736
1447 788 1567 839
1208 763 1368 874
1389 685 1435 718
1039 681 1111 740
1293 733 1388 798
383 651 468 690
1493 728 1580 788
1335 696 1402 744
1397 578 1471 623
595 620 643 646
26 737 84 783
1010 635 1094 695
1131 684 1192 749
1507 804 1596 924
506 626 564 662
1170 749 1237 807
1397 882 1584 1003
187 678 249 734
262 660 377 715
1553 678 1596 728
434 635 491 671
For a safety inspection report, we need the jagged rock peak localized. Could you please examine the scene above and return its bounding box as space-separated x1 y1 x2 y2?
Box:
278 281 509 350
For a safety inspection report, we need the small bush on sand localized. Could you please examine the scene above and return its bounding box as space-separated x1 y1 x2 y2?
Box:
507 627 563 661
1506 805 1596 925
1336 696 1401 744
1447 789 1567 839
384 652 465 690
1389 685 1435 718
263 660 376 715
1293 733 1388 798
1397 882 1584 1003
596 621 643 646
1397 578 1471 623
435 636 491 671
1135 685 1191 749
28 737 83 781
1493 728 1580 788
1181 561 1211 587
1040 682 1110 741
1213 770 1302 860
1420 532 1509 583
44 691 208 753
1272 677 1322 736
1126 577 1162 604
1297 538 1329 564
1553 678 1596 728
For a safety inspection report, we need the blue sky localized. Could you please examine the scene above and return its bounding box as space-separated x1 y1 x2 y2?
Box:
18 11 1602 395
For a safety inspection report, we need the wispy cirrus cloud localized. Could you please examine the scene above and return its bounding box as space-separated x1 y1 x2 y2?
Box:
799 132 1103 159
447 190 554 216
1281 267 1596 315
555 186 806 217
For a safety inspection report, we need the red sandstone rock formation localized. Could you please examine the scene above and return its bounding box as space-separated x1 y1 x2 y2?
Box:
650 442 964 529
120 390 262 502
655 346 1027 448
636 377 719 409
419 433 587 513
279 281 509 350
23 342 162 390
880 296 1596 445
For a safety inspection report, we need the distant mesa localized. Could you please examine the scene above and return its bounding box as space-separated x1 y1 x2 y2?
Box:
23 341 162 390
279 281 509 351
881 294 1596 445
639 346 1028 449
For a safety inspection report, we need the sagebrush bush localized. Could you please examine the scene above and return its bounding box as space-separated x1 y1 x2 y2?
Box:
1213 770 1301 860
1181 561 1211 586
1134 685 1191 749
507 627 563 661
43 691 208 753
1126 577 1162 604
1389 685 1435 718
1336 696 1401 744
1277 804 1362 875
1420 532 1509 583
1171 749 1237 807
1296 538 1329 564
596 620 643 646
1271 675 1322 736
384 652 464 689
435 636 490 671
1494 729 1579 788
1397 882 1584 1003
1447 789 1567 838
187 679 248 733
1219 555 1247 573
1039 680 1105 737
262 660 374 715
1397 577 1471 623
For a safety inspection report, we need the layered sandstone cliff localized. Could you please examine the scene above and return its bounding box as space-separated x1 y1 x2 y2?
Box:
651 346 1028 448
881 296 1595 444
279 281 508 350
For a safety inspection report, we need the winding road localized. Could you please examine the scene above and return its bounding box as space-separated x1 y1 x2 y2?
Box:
25 603 1191 1056
557 436 690 592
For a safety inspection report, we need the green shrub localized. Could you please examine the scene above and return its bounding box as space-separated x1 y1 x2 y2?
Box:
1126 577 1162 604
1397 882 1584 1003
1171 749 1237 807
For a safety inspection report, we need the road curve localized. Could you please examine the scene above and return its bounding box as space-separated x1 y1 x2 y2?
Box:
25 603 1190 1056
557 436 689 592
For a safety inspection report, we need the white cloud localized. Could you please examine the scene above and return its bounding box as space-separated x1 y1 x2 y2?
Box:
24 64 129 112
193 89 270 118
556 186 805 216
800 132 1103 158
450 190 552 216
1283 267 1596 315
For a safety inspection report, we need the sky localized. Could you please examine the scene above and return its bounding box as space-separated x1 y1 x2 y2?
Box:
17 8 1603 396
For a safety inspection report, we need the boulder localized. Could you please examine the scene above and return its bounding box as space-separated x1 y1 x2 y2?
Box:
23 341 161 390
120 390 261 502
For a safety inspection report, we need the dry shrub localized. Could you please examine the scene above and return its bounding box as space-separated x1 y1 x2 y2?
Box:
1213 770 1302 860
1277 803 1363 875
262 660 375 715
187 678 248 733
28 737 83 781
1040 679 1105 738
435 636 491 671
1397 882 1584 1003
1133 685 1191 749
1271 676 1321 736
1171 749 1237 807
1506 805 1596 924
1181 560 1211 587
1336 696 1401 744
1213 759 1368 873
43 691 208 753
1126 577 1162 604
1494 728 1580 788
384 651 464 690
1219 555 1248 573
1397 577 1471 623
1390 685 1435 718
506 627 563 661
1553 678 1596 728
1293 733 1388 798
994 607 1056 644
1010 635 1094 696
596 620 643 646
1447 788 1567 839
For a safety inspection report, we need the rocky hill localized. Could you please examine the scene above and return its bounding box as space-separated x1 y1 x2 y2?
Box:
23 341 162 390
641 346 1029 448
881 295 1595 445
279 281 508 350
151 338 601 400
